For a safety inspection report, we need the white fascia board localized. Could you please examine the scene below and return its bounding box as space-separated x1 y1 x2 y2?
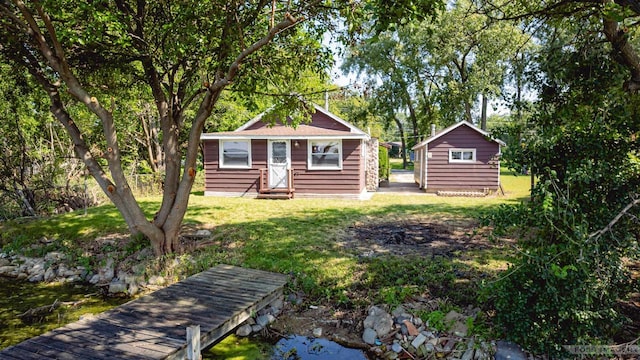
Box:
200 134 369 140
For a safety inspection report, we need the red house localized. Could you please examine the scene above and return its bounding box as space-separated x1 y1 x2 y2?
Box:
200 104 377 199
412 121 504 194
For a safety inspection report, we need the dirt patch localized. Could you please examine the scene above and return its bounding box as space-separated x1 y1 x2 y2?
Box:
340 216 494 258
268 216 501 349
270 305 368 350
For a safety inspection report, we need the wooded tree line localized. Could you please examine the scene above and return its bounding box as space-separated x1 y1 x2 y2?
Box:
1 0 640 353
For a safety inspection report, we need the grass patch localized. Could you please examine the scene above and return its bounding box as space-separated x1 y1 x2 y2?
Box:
390 158 413 170
0 167 531 349
203 335 271 359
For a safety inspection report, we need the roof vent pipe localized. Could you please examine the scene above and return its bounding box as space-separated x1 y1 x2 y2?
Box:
431 124 436 137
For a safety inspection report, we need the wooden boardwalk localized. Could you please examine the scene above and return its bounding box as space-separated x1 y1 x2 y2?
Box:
0 265 288 360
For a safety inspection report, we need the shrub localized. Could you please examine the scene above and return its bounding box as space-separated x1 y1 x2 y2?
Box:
378 146 390 181
484 184 637 355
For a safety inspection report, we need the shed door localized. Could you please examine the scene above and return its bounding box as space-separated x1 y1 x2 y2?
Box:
268 140 290 188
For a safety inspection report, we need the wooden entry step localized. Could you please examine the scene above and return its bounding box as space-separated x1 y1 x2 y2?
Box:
257 192 294 199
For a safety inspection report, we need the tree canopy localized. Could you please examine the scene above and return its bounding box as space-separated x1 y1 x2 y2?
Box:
0 0 446 255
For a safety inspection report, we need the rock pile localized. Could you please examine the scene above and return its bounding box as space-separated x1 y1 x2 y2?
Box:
362 305 495 360
0 250 151 296
235 296 285 337
0 252 87 283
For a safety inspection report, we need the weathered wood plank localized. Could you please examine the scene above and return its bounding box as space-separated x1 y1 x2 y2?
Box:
18 336 113 360
29 330 156 360
196 266 289 284
0 265 287 360
63 319 182 354
0 344 58 360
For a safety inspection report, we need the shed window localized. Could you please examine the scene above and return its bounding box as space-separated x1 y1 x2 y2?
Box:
449 149 476 163
220 140 251 168
308 140 342 170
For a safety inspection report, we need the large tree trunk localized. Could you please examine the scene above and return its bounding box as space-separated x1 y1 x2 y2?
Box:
393 116 408 169
602 11 640 91
480 93 488 130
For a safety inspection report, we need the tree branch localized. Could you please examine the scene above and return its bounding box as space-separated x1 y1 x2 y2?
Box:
589 197 640 239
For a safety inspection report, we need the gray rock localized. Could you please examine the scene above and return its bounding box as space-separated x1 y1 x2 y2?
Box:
364 306 394 337
462 348 475 360
66 268 82 277
421 330 435 339
236 324 252 337
362 328 377 345
0 258 10 266
147 275 166 286
413 317 423 327
251 324 263 333
56 264 69 277
45 251 65 262
444 310 469 336
256 314 275 327
88 273 100 284
128 283 139 296
67 275 83 283
28 273 44 282
99 258 115 283
495 341 527 360
108 281 127 294
195 229 212 237
391 305 406 318
452 321 468 337
312 327 323 337
391 342 403 353
411 333 427 349
44 266 57 282
269 297 284 315
0 265 17 275
29 260 45 275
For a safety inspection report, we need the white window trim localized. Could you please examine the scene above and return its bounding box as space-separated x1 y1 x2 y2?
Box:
308 139 343 170
449 148 476 163
219 139 252 169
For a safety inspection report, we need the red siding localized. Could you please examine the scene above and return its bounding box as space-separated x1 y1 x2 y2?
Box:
291 139 363 194
246 111 351 132
203 139 365 196
203 140 267 194
426 125 500 191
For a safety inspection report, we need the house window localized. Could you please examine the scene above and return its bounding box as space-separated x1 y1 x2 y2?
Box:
308 140 342 170
220 140 251 168
449 148 476 163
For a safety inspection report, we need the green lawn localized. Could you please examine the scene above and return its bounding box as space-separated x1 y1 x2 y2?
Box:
390 157 414 170
0 169 531 345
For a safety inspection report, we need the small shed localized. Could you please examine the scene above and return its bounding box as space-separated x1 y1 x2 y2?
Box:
412 121 504 193
200 104 377 199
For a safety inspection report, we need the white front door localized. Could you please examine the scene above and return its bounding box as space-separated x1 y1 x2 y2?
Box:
268 140 290 188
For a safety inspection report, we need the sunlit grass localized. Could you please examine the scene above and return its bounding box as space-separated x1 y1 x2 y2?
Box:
390 157 414 170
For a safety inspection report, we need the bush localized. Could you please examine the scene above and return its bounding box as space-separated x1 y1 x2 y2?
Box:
484 185 637 356
379 146 390 181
